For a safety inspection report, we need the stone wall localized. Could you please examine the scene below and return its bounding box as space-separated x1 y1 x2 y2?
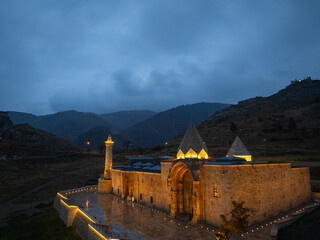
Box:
54 186 117 240
110 166 172 211
106 161 311 227
200 163 311 226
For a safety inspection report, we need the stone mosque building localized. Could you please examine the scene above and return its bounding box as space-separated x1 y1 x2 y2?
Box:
98 123 311 226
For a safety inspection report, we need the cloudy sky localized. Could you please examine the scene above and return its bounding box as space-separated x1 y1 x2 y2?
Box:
1 0 319 115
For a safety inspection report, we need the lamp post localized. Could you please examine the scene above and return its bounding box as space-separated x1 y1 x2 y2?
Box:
87 140 90 152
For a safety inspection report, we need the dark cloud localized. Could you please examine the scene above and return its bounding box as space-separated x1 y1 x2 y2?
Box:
1 0 320 114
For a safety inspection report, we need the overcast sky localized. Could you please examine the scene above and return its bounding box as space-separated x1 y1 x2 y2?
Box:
1 0 319 115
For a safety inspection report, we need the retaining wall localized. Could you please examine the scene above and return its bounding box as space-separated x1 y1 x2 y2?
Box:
54 186 118 240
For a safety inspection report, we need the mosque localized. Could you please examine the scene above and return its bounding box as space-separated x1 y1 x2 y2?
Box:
98 123 311 226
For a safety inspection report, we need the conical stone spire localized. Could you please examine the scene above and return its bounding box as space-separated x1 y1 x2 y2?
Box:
177 122 208 159
227 136 251 161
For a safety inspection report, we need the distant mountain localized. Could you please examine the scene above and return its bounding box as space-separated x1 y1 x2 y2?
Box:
194 78 320 157
74 125 129 150
101 110 156 129
119 102 230 147
0 112 80 159
9 110 118 142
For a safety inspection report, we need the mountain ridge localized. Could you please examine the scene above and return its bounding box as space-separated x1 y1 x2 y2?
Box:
193 79 320 157
101 110 156 129
0 112 80 159
119 102 230 147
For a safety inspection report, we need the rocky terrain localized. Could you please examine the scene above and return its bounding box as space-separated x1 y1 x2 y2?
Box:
191 79 320 158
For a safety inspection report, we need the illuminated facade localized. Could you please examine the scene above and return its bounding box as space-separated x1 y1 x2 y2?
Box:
98 124 311 227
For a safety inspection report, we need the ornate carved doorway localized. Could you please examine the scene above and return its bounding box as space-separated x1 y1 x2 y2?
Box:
183 171 193 216
169 162 194 220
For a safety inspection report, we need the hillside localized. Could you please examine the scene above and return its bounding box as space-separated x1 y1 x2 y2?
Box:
9 110 118 142
0 112 80 159
192 79 320 158
119 102 230 147
0 112 104 218
101 110 156 129
74 126 128 150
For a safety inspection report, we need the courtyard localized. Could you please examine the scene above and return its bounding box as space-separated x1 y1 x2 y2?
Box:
67 190 218 240
61 187 317 240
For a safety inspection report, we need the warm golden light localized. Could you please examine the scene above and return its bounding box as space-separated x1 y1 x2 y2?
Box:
105 135 114 145
234 155 252 161
177 148 208 159
177 149 185 159
185 148 198 158
198 149 208 159
213 187 218 197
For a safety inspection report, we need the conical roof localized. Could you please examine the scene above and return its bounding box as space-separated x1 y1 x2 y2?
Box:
227 136 250 156
177 122 208 155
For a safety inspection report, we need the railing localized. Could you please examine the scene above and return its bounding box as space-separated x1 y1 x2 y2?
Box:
60 185 98 196
89 223 129 240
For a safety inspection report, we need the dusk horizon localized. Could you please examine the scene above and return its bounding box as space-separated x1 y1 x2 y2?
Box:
1 2 320 239
1 1 320 115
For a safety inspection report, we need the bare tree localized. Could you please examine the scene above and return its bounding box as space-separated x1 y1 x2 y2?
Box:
216 201 252 240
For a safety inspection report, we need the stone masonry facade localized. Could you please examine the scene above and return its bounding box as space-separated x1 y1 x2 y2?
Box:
100 160 311 227
98 125 311 227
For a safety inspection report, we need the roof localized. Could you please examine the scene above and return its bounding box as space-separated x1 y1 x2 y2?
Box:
216 156 246 161
130 157 154 160
113 161 161 173
204 161 269 166
158 156 174 159
177 122 208 154
227 136 251 156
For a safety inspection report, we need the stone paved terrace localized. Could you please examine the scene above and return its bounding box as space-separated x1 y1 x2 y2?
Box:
66 190 218 240
59 187 319 240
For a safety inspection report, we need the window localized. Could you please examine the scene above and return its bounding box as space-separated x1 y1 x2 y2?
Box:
213 187 219 197
111 187 113 192
117 188 119 194
140 194 142 200
150 196 153 204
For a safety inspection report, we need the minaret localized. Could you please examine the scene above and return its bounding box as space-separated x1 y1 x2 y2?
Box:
104 135 114 179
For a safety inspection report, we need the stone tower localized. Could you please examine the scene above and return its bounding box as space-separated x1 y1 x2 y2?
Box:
104 135 114 179
98 135 114 194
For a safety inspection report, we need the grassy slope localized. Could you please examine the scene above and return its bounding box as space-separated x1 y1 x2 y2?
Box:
0 154 104 204
277 207 320 240
0 205 81 240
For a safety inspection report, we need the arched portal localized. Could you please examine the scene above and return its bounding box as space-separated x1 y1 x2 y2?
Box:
183 170 193 215
169 162 195 220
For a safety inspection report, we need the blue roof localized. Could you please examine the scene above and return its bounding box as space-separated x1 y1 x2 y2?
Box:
130 157 154 160
158 156 174 159
204 161 270 165
216 156 246 161
112 165 161 173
